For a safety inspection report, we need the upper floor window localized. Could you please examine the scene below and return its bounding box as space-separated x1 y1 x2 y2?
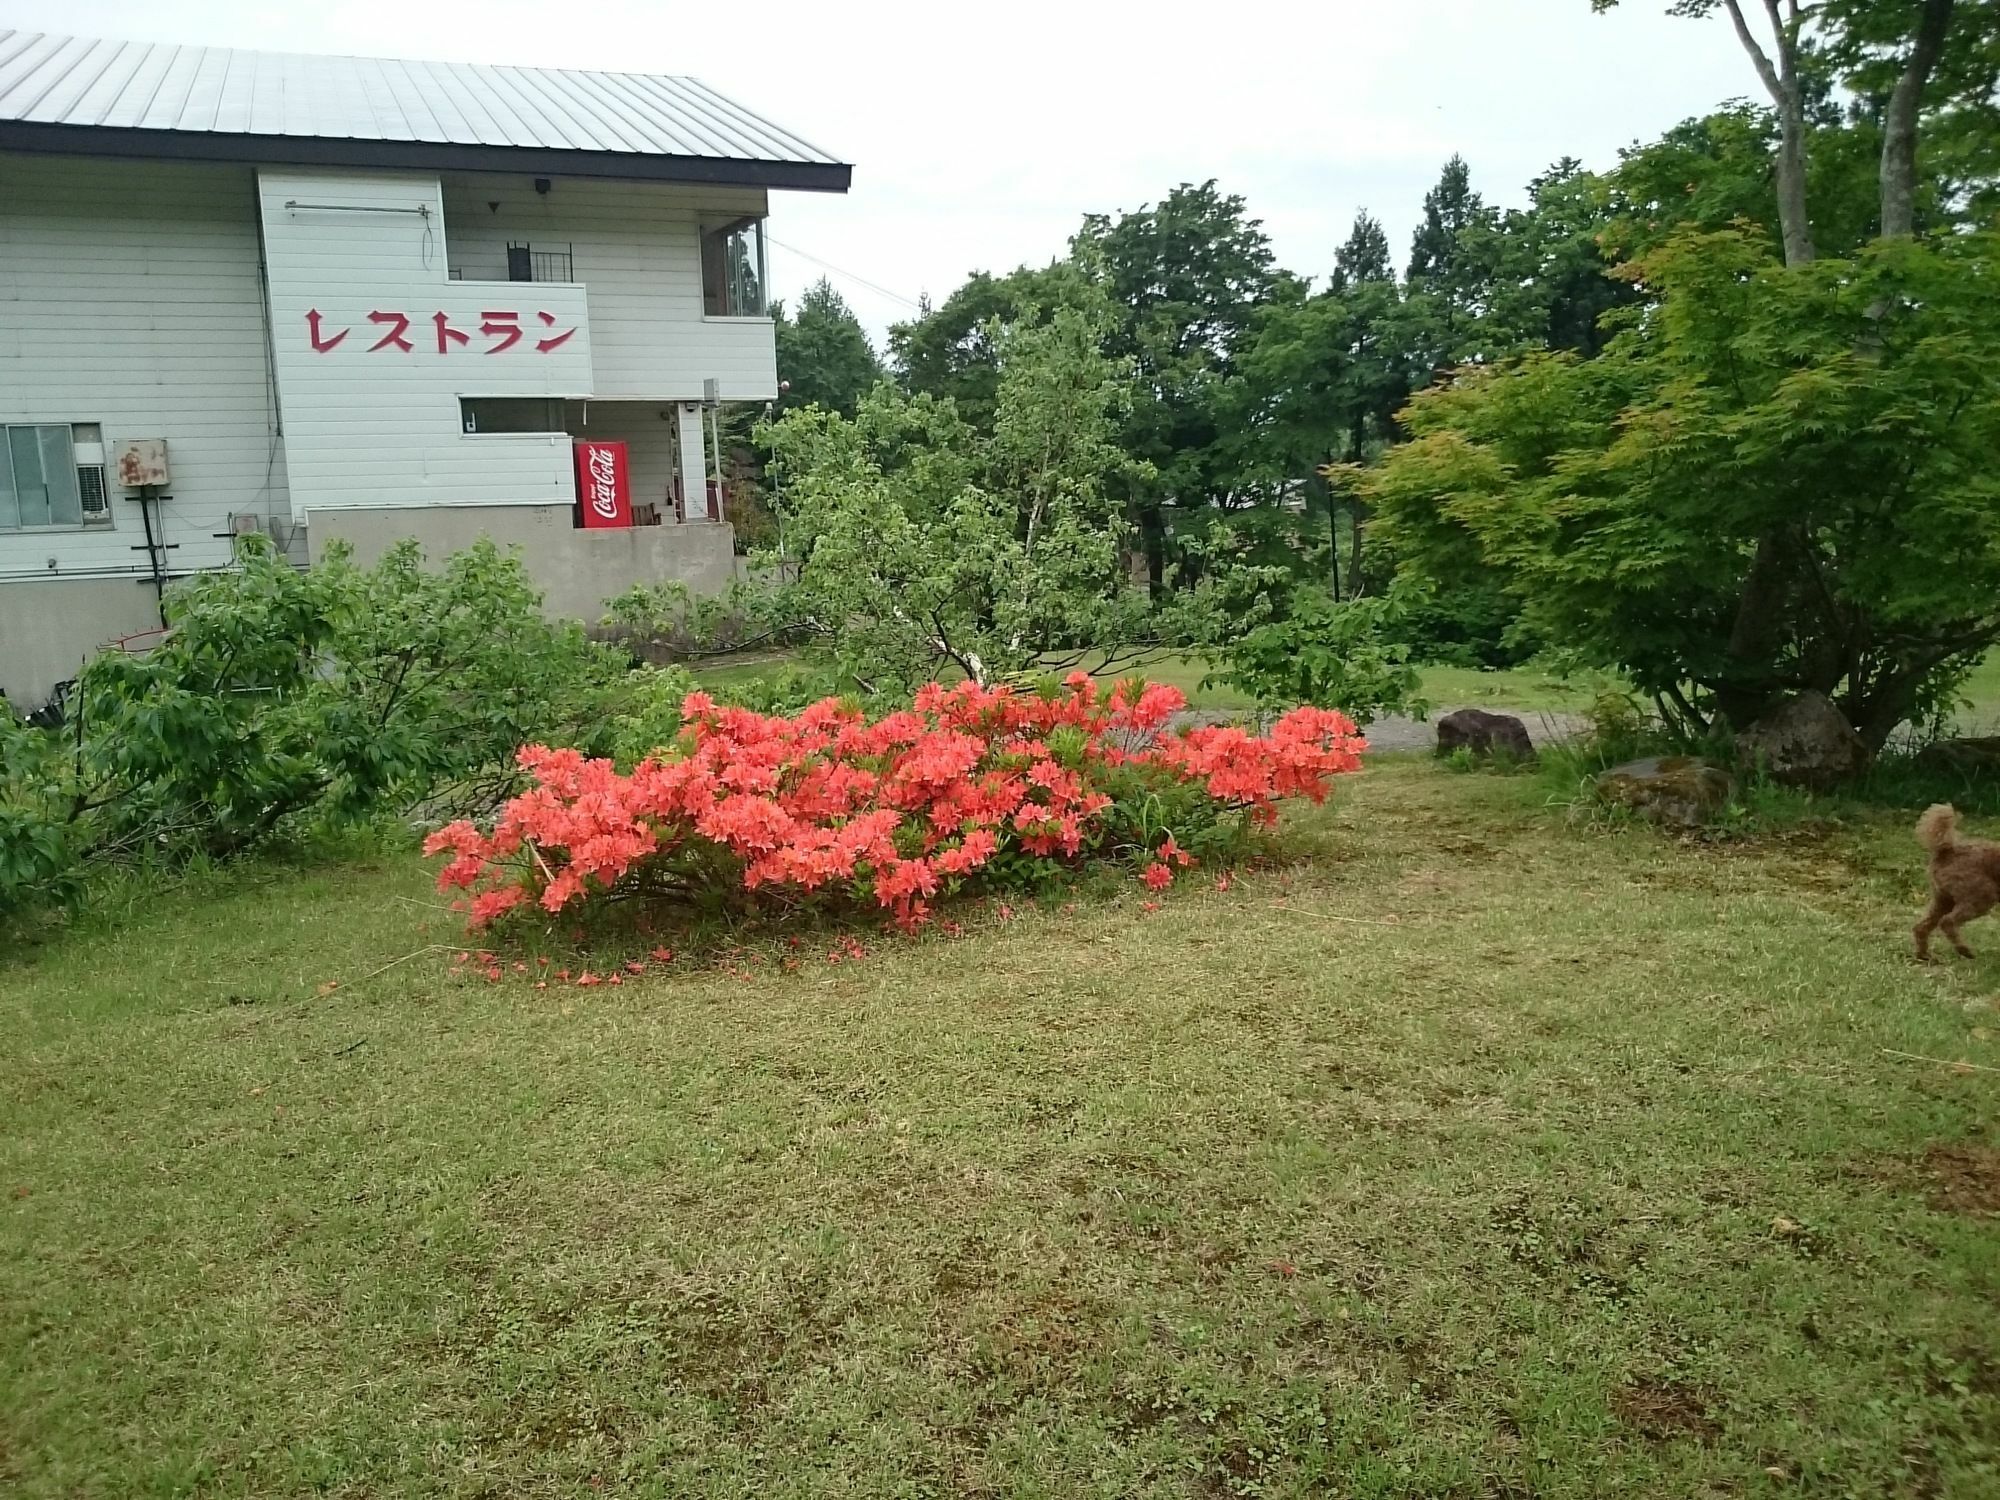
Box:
702 216 768 317
1 424 110 531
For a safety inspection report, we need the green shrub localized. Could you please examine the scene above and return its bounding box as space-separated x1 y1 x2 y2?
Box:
606 666 699 768
1 536 628 915
1208 588 1427 725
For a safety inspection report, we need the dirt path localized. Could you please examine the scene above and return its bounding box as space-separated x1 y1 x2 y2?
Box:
1360 707 1589 754
1172 705 1590 754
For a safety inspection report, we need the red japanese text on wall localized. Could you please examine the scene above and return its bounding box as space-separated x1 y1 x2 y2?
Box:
573 441 632 529
305 309 578 354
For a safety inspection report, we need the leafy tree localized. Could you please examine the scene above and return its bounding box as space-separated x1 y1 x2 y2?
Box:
887 261 1097 429
1371 227 2000 749
1593 0 1821 263
1074 181 1283 590
1829 0 2000 228
1595 0 1985 256
1479 159 1635 358
758 308 1159 692
1827 0 1961 235
773 277 883 417
1605 104 1890 263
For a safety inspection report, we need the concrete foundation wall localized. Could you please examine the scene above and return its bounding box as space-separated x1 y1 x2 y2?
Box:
0 577 166 711
309 505 737 624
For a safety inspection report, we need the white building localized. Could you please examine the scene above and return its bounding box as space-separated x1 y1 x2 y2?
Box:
0 30 851 710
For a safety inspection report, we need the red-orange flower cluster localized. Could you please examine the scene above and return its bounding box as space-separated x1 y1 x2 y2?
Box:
425 676 1365 929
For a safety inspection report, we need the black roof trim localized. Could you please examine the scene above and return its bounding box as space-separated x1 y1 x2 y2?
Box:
0 121 852 192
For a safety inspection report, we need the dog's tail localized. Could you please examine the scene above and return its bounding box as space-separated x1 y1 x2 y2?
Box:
1917 803 1961 856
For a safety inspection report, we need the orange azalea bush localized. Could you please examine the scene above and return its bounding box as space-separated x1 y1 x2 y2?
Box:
426 675 1365 931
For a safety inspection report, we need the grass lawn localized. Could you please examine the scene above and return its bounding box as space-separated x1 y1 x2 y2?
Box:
1956 654 2000 732
5 764 1999 1497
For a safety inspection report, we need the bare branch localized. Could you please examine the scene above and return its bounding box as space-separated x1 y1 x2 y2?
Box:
1726 0 1789 106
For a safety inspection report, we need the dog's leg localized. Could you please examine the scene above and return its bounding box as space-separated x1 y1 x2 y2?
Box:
1915 894 1951 962
1942 903 1991 960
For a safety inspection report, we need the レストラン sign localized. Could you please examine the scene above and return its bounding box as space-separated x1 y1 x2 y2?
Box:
304 308 579 354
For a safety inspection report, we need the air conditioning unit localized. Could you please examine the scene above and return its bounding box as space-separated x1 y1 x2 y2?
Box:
229 514 267 537
76 462 111 526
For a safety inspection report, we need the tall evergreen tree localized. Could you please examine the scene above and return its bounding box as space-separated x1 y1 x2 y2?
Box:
773 278 883 418
1330 212 1394 292
1403 156 1504 365
1406 155 1487 284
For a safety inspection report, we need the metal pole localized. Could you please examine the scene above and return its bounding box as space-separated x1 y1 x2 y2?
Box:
707 405 725 524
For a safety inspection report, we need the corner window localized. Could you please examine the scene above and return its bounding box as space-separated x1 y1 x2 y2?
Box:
702 216 768 317
1 424 109 530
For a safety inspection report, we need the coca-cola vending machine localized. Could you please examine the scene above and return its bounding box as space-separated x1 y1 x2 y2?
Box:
573 440 632 528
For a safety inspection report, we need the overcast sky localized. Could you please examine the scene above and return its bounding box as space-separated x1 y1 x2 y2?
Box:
4 0 1758 341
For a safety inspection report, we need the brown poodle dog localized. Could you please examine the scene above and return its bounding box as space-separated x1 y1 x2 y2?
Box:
1913 805 2000 961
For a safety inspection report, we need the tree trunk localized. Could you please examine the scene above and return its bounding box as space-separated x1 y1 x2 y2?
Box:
1773 97 1816 265
1138 497 1166 598
1881 0 1956 238
1324 483 1343 602
1347 503 1368 599
1721 0 1815 265
1713 2 1815 725
1715 532 1792 729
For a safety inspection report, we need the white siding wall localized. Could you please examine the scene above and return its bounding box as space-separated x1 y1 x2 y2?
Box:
258 168 595 517
0 153 286 584
440 174 779 401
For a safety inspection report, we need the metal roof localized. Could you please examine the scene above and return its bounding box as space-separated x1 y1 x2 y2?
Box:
0 30 850 191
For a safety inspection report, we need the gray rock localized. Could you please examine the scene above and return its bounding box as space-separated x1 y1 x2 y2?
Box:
1737 690 1871 790
1436 707 1537 761
1595 756 1736 827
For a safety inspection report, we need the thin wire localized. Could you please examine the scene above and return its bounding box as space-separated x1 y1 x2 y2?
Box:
764 232 925 314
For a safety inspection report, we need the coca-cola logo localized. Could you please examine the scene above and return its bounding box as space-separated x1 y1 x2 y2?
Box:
585 446 620 518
